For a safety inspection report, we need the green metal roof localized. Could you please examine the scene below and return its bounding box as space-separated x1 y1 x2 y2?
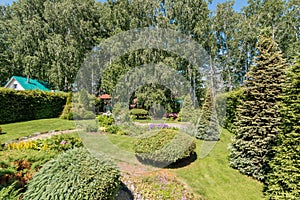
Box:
10 76 51 91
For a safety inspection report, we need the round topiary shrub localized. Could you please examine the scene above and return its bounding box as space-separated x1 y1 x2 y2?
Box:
22 148 121 200
134 129 196 166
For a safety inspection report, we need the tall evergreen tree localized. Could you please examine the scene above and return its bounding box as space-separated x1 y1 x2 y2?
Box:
229 36 287 181
264 54 300 199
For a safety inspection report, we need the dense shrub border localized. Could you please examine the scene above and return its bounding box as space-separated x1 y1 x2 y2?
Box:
0 88 67 124
215 88 244 133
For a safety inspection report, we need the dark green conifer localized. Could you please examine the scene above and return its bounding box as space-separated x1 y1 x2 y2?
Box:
229 36 286 181
264 54 300 199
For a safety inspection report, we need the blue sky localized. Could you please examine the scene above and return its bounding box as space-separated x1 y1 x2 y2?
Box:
1 0 248 11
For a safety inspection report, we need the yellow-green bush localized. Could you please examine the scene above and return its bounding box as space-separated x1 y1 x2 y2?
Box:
134 129 196 166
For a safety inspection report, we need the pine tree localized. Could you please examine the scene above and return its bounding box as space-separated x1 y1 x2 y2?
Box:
264 54 300 199
196 88 220 141
229 36 286 181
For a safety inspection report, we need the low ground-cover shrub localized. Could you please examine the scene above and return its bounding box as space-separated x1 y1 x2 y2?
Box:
22 148 121 200
148 123 171 130
117 124 148 136
97 115 114 128
7 134 83 152
0 149 58 189
106 125 122 134
166 113 178 120
0 182 21 200
134 129 196 166
121 173 199 200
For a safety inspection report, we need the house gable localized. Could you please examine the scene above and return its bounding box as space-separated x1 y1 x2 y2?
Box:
4 76 51 91
5 78 25 90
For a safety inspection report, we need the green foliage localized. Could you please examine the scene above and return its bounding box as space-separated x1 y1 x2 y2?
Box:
130 108 149 119
106 125 122 134
97 115 114 128
0 182 21 200
197 88 220 141
264 54 300 199
134 129 196 166
71 103 96 120
0 88 67 124
22 148 121 200
215 88 244 132
7 134 83 152
70 91 96 120
60 92 73 120
177 95 199 124
229 36 287 181
0 149 58 189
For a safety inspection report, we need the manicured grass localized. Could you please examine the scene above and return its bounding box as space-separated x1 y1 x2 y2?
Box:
81 129 263 200
0 118 76 144
173 129 263 200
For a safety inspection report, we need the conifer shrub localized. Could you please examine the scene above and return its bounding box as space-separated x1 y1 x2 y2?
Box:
60 91 97 120
22 148 121 200
60 92 73 120
197 88 220 141
229 36 287 181
177 95 199 124
264 54 300 199
0 182 21 200
134 129 196 166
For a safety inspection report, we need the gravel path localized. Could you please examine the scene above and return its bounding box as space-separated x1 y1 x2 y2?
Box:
17 129 78 142
133 122 192 129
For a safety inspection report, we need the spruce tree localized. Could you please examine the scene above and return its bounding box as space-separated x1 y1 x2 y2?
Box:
196 88 220 141
229 36 286 181
264 54 300 199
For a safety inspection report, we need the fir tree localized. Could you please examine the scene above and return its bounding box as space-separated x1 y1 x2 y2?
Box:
196 88 220 141
264 54 300 199
229 36 286 181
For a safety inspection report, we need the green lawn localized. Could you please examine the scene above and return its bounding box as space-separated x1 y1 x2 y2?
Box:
0 118 76 144
81 129 263 200
173 129 263 200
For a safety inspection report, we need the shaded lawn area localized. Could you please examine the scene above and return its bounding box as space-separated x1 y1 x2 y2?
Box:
0 118 76 144
80 129 263 200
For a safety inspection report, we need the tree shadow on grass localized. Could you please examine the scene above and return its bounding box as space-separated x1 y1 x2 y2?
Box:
135 152 197 169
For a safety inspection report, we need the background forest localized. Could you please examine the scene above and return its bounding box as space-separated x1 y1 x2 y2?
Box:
0 0 298 93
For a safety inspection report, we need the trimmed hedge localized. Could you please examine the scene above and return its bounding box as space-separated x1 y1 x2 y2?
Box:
0 88 67 124
130 108 149 119
215 88 244 133
134 129 196 166
22 148 121 200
